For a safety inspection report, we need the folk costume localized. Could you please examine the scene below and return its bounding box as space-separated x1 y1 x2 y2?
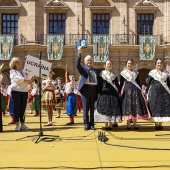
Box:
65 81 78 124
27 85 34 114
1 84 7 115
7 85 15 124
55 83 64 118
42 76 56 126
41 79 56 106
94 70 121 124
31 86 40 116
120 68 150 120
146 69 170 122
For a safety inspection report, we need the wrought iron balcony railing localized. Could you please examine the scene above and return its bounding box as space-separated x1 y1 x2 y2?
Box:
39 34 89 45
0 34 27 45
1 33 164 46
39 33 164 46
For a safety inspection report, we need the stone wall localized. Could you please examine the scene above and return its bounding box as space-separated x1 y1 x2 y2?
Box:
1 0 170 84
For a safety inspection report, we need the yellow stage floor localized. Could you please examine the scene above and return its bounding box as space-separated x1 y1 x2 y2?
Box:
1 110 170 170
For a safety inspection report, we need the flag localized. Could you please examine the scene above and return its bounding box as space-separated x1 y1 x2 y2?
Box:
93 35 110 62
0 35 14 60
47 35 64 60
139 35 156 60
65 64 68 83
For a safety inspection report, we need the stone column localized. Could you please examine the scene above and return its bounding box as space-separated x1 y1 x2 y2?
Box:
164 51 170 73
27 0 38 44
164 0 170 44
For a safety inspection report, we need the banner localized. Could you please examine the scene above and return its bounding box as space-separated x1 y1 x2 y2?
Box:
65 64 68 84
47 35 64 60
23 55 52 78
139 35 156 60
0 35 14 60
93 35 110 62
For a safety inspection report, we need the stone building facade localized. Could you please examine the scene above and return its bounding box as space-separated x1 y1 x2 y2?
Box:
0 0 170 84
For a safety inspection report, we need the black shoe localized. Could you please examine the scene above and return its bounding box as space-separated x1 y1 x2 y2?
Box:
112 123 118 127
91 126 96 130
133 125 139 130
159 126 163 130
155 126 159 130
104 127 112 131
84 126 90 131
127 126 131 130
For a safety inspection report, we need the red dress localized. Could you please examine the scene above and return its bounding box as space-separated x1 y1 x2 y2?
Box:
28 88 33 104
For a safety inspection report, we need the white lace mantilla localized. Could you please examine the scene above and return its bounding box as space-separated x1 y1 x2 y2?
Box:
149 69 170 94
100 70 118 91
121 69 141 90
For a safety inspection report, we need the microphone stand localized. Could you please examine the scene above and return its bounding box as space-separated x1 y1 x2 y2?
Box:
16 51 59 143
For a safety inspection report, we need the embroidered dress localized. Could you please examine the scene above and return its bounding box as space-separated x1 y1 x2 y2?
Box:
28 88 33 104
94 70 121 123
146 69 170 122
55 85 64 108
65 82 78 116
31 88 40 111
41 79 56 106
1 86 7 111
120 69 150 120
76 95 83 110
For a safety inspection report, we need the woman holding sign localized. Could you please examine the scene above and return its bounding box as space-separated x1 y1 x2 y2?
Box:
9 57 34 131
146 58 170 130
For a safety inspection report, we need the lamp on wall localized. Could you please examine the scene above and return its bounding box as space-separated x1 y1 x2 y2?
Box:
143 0 150 6
53 0 61 4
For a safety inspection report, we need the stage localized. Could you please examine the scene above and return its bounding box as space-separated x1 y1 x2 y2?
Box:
0 110 170 170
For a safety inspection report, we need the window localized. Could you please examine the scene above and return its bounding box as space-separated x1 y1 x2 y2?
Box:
49 14 66 34
93 14 110 34
2 14 18 40
137 14 154 35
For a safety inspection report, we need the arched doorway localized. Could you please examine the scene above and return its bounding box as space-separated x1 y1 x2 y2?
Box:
52 68 69 83
138 69 150 85
1 69 10 85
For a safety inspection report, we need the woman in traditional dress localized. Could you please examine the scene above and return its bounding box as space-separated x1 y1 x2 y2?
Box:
76 94 83 114
65 75 78 125
146 58 170 130
1 82 7 116
31 83 40 116
55 77 64 118
27 83 34 114
120 59 150 130
94 60 121 130
41 70 56 126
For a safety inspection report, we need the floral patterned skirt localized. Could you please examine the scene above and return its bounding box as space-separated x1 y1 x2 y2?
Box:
41 90 56 106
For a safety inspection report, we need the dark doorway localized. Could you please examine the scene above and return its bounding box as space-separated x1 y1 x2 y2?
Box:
52 68 68 83
138 69 150 85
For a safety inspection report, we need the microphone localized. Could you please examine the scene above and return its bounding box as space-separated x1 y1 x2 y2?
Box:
39 51 42 60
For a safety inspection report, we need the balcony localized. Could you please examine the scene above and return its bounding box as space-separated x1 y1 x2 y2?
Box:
39 34 89 45
0 34 27 45
1 33 164 46
39 34 164 46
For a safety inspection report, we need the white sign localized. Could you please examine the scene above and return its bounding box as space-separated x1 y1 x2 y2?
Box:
23 55 52 78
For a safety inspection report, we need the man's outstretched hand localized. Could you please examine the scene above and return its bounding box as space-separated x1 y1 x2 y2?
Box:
78 46 82 54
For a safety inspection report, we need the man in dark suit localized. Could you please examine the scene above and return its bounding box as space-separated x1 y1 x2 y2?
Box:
76 46 98 130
